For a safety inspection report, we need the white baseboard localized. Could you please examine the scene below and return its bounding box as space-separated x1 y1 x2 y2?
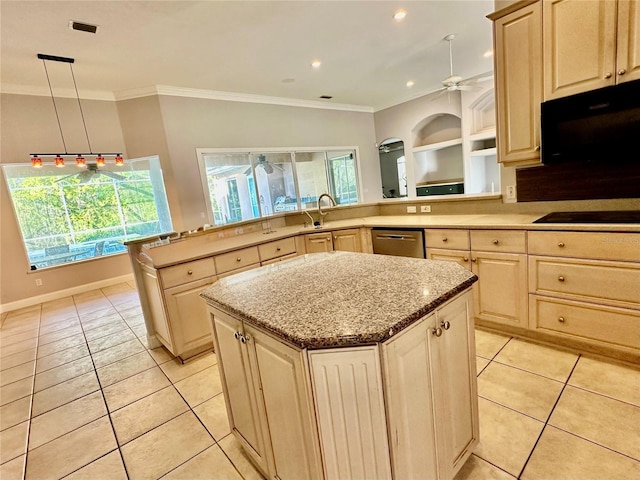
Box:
0 274 135 314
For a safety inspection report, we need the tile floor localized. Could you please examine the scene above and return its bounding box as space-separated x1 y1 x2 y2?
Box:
1 283 639 479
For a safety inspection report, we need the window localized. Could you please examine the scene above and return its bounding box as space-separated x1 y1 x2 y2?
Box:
2 156 172 269
198 148 360 226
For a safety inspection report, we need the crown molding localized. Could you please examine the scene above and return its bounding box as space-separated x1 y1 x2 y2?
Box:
114 85 375 113
0 83 115 101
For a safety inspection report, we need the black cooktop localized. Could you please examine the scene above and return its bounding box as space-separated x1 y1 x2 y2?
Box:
534 211 640 224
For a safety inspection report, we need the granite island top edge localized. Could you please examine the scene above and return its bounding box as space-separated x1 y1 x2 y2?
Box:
201 252 478 349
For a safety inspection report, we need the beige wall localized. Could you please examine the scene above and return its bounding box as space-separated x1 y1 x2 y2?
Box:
0 93 132 307
151 95 378 230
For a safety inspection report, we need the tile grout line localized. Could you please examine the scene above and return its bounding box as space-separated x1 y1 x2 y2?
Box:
515 353 582 479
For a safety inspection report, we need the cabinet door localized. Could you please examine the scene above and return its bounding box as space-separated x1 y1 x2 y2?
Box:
382 314 439 480
140 265 174 352
430 292 479 478
494 1 542 165
305 233 333 253
211 312 270 474
164 277 215 357
246 325 323 480
427 248 471 270
543 0 617 99
472 251 528 327
333 228 362 252
617 0 640 83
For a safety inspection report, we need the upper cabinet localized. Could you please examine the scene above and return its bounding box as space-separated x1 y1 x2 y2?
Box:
492 0 543 166
543 0 640 100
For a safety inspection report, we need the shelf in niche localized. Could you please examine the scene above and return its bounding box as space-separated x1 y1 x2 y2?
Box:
412 138 462 154
469 130 496 141
470 147 497 157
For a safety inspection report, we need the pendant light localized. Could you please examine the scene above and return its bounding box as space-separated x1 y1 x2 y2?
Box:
29 54 124 167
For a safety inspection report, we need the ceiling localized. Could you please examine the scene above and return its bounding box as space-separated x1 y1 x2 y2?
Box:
0 1 495 111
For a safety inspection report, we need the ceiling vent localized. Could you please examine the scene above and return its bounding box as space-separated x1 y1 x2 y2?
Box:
319 95 333 99
68 20 99 34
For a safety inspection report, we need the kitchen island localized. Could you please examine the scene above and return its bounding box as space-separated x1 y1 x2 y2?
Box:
201 251 479 480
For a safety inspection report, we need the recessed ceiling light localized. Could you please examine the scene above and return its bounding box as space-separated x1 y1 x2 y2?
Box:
311 60 322 69
483 50 493 58
393 10 407 21
406 80 415 87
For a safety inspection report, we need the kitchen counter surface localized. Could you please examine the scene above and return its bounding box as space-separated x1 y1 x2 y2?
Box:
200 251 477 349
138 213 640 268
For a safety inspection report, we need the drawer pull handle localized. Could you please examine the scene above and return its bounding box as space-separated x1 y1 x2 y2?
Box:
236 257 242 262
442 238 448 243
558 242 565 248
492 239 499 245
187 270 193 275
276 247 281 251
558 316 565 323
558 275 565 282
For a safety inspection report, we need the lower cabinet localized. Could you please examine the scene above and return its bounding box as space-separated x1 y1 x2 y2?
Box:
208 289 477 480
382 290 478 480
305 228 363 253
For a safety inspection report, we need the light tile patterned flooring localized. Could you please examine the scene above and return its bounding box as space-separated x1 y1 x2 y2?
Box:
0 283 639 479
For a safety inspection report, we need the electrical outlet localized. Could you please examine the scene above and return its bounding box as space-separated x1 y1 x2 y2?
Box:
406 205 417 213
420 205 431 213
35 278 43 286
506 185 516 200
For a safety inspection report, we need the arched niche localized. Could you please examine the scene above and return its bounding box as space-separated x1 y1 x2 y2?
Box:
468 89 496 135
412 113 462 149
378 137 407 198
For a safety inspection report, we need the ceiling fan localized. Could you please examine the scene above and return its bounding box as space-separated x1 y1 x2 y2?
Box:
430 34 491 99
56 163 125 184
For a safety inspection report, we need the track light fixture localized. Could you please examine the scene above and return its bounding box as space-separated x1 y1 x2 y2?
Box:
30 53 125 167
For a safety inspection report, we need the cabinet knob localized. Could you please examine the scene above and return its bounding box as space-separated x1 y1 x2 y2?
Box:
492 239 500 245
234 331 241 340
604 72 612 79
327 236 331 241
558 275 565 282
618 69 627 76
432 327 443 337
535 145 541 151
558 316 565 323
334 236 338 240
187 270 193 275
440 320 451 330
471 257 477 263
442 237 448 243
276 247 281 251
463 257 469 262
558 242 565 248
236 257 241 262
240 334 249 344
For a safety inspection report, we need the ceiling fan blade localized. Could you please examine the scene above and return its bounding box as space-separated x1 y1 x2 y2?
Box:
100 171 126 181
427 88 449 102
55 174 77 183
457 85 476 91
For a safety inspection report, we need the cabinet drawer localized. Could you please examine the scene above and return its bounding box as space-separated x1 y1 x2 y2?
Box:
529 295 640 351
258 236 297 262
215 247 260 274
261 252 298 266
424 229 470 250
529 256 640 308
160 258 216 289
528 231 640 262
470 230 526 253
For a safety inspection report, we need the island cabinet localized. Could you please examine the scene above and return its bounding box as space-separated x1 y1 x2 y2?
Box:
202 252 479 480
528 231 640 356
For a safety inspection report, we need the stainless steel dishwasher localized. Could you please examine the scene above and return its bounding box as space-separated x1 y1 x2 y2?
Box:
371 228 426 259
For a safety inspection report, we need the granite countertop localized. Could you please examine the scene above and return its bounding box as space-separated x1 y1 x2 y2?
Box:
200 251 478 349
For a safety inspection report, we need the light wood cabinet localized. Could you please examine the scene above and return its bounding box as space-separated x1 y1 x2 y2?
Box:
215 246 260 274
492 0 543 165
383 291 478 480
305 228 363 253
543 0 640 100
140 264 175 352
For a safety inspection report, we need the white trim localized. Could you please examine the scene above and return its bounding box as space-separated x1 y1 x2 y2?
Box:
0 274 134 314
0 83 115 101
116 85 375 113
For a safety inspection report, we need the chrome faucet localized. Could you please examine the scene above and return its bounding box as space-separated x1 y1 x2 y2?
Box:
302 209 315 228
317 193 337 225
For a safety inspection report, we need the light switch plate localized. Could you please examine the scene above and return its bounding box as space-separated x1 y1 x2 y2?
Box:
506 185 516 199
406 205 417 213
420 205 431 213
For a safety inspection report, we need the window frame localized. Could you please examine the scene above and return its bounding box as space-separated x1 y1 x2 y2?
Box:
196 146 362 227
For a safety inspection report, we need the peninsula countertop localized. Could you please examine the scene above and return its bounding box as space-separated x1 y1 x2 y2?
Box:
200 251 478 349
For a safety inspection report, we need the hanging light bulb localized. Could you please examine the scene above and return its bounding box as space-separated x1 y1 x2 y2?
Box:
96 155 106 167
114 154 124 166
75 155 86 167
54 155 65 167
31 156 43 168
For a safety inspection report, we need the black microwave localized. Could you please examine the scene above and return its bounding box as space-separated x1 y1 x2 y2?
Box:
541 79 640 164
